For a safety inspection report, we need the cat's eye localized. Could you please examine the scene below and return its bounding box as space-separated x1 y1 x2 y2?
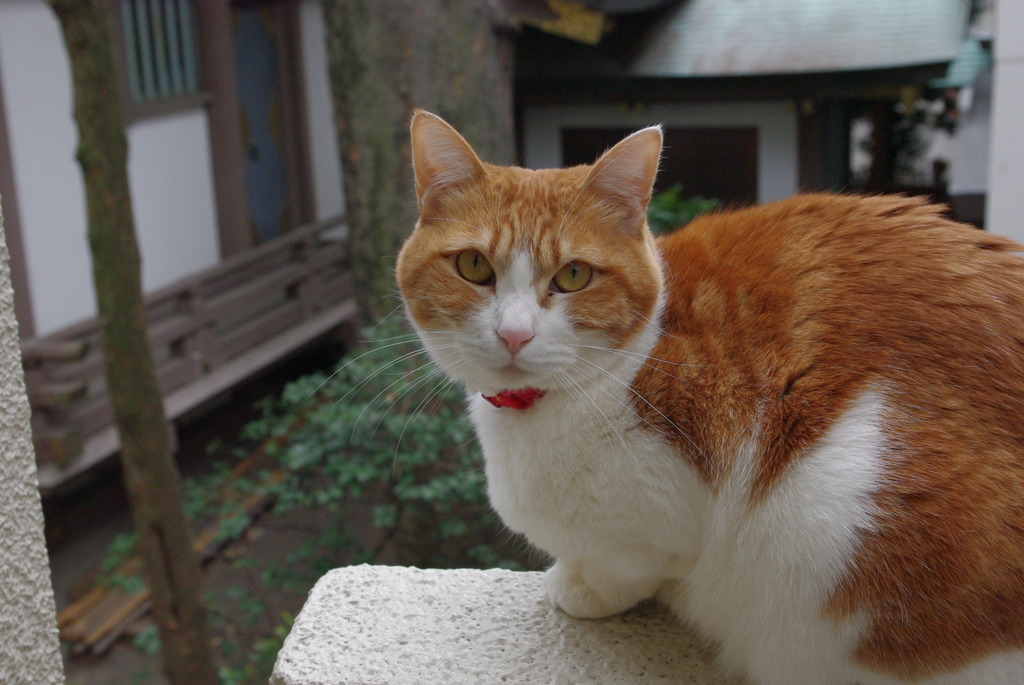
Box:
455 250 495 285
552 261 593 293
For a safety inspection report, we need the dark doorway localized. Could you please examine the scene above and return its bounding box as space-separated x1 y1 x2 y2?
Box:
562 127 758 206
232 1 311 243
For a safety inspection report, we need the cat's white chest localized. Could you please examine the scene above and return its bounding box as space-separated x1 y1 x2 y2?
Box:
469 388 949 685
470 389 706 575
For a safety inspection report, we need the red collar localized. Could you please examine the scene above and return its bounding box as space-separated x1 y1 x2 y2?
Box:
482 388 546 410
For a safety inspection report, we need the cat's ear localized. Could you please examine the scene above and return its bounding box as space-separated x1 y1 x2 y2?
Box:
410 110 485 212
584 126 663 232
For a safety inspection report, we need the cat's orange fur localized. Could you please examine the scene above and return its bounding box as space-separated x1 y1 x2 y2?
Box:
402 134 661 349
397 110 1024 682
641 194 1024 676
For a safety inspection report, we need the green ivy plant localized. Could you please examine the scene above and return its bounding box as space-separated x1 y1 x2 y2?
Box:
647 184 721 235
98 315 537 683
243 317 533 571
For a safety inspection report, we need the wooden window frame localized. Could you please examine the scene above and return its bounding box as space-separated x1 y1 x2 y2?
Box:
108 0 211 123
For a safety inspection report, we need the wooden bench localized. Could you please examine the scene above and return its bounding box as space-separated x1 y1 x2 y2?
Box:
22 216 357 492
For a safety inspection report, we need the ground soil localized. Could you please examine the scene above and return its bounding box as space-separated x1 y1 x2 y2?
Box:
45 332 540 684
46 339 351 685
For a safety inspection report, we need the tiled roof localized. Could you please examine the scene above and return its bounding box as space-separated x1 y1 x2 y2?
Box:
931 38 991 89
627 0 970 76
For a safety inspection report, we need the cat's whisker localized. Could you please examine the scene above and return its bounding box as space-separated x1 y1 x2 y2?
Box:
379 290 407 307
302 336 430 403
391 370 467 477
554 369 639 464
572 355 706 461
629 308 686 342
349 359 434 431
567 342 710 371
562 343 709 389
368 302 411 333
355 325 420 344
330 343 454 414
372 364 448 437
356 332 421 346
559 361 677 448
360 358 455 441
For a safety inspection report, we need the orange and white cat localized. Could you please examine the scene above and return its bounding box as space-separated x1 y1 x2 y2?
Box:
396 110 1024 684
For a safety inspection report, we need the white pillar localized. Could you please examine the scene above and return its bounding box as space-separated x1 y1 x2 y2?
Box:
0 198 64 684
985 0 1024 240
272 565 738 684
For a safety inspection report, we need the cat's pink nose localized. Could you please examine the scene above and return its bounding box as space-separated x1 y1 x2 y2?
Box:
498 327 534 355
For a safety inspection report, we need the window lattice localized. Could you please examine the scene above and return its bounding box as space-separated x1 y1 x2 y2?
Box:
120 0 199 104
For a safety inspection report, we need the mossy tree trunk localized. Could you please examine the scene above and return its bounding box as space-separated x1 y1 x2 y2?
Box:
46 2 218 683
322 0 517 321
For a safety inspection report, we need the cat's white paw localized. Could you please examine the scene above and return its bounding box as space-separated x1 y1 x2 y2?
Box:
543 559 648 619
544 561 619 619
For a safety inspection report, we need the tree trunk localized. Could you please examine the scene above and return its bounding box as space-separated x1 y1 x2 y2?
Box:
46 2 218 683
322 0 516 321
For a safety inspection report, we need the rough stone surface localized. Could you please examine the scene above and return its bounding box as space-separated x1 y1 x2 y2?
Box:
0 202 65 684
272 565 739 685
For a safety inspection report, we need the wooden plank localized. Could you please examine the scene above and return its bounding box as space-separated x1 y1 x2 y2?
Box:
147 312 201 349
57 353 196 435
58 584 107 631
58 454 288 655
36 348 105 385
90 598 153 655
203 263 305 321
32 429 84 469
33 218 342 346
156 355 201 395
34 313 201 393
81 589 151 650
61 586 147 644
58 560 145 630
309 271 355 313
213 300 306 364
191 223 322 297
199 248 295 298
43 317 199 385
194 220 345 299
29 216 351 487
36 299 357 490
20 339 88 364
26 380 88 409
202 216 341 276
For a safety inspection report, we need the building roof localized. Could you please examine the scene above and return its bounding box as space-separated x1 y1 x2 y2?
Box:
627 0 970 77
930 38 991 89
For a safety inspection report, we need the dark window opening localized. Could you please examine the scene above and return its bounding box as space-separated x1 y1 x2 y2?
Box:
561 127 758 207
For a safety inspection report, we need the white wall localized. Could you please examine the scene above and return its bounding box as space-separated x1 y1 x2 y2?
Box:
127 111 219 293
943 74 991 197
986 0 1024 240
0 0 94 336
522 102 799 203
300 0 345 221
0 0 220 336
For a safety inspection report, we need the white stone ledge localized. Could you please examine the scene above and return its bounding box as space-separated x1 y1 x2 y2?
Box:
272 565 739 685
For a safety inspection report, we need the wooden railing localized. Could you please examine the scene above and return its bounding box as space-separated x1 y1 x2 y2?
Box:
22 216 356 492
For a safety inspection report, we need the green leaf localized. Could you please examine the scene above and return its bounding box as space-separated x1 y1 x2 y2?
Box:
372 503 398 528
